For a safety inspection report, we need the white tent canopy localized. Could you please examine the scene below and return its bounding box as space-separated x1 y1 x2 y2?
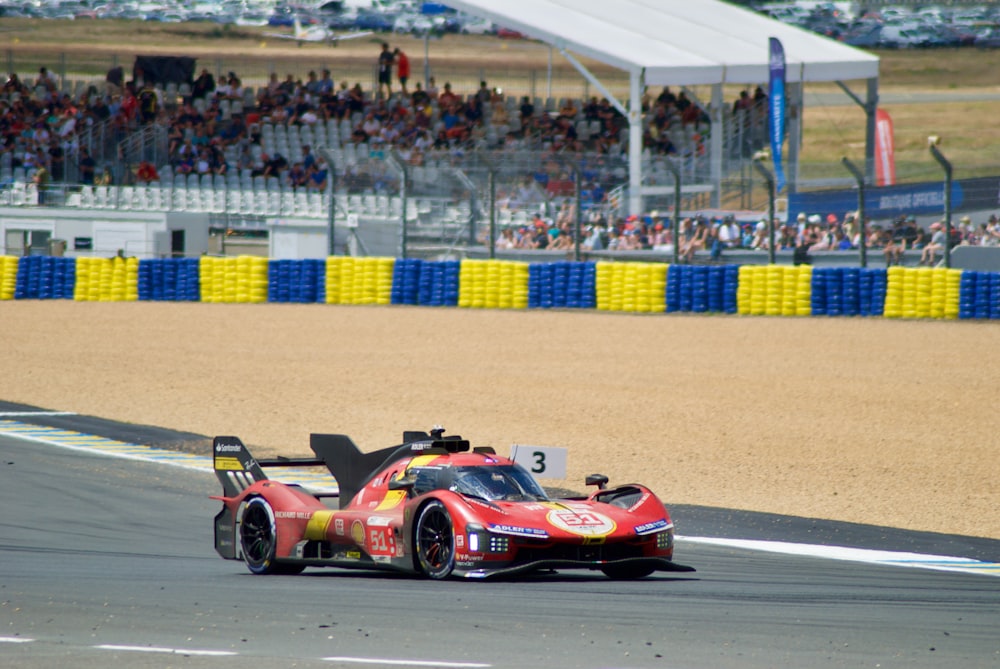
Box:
444 0 878 85
445 0 881 214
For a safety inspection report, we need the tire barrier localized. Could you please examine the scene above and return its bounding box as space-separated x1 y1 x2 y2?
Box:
325 256 395 305
666 265 739 314
267 259 326 304
529 261 597 309
883 267 961 320
137 258 201 302
73 257 139 302
737 265 813 316
199 256 269 304
0 255 17 300
595 261 667 313
14 256 76 300
3 256 999 320
810 267 887 317
390 259 461 307
458 259 529 309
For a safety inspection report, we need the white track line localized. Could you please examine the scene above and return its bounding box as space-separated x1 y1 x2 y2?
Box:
679 536 1000 577
0 411 77 417
0 637 35 643
323 658 491 668
94 644 237 656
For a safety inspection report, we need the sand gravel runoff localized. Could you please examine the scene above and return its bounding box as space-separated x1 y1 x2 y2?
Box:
2 300 997 539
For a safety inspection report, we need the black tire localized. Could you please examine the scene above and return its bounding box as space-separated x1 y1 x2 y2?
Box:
414 500 455 579
240 497 303 575
601 563 656 580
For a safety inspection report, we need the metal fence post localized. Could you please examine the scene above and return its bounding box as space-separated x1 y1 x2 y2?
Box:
841 156 868 268
752 157 776 265
664 160 682 265
929 142 953 269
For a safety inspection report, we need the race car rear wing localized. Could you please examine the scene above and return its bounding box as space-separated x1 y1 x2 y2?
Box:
214 428 480 508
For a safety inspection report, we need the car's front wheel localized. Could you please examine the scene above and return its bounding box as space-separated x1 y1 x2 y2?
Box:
414 500 455 579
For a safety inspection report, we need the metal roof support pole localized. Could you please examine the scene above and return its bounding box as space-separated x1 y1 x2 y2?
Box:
710 83 724 209
627 68 644 216
557 48 641 216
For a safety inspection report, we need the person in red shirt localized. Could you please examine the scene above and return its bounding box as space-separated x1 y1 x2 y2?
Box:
394 48 410 96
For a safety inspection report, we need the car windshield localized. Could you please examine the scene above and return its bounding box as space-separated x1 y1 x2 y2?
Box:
448 465 549 502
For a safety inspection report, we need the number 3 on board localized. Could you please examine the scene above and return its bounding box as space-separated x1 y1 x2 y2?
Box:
509 445 567 479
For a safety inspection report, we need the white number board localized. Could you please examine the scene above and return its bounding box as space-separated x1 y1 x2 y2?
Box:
509 445 567 480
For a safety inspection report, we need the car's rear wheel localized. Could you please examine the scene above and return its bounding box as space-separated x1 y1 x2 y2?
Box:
414 500 455 579
240 497 303 575
601 563 656 580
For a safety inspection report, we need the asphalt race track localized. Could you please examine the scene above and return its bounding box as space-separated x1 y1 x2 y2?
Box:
2 413 999 669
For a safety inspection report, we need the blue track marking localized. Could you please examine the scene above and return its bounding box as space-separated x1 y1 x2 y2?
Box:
2 418 996 577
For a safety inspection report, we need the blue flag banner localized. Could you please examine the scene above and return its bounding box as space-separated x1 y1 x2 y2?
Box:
768 37 786 193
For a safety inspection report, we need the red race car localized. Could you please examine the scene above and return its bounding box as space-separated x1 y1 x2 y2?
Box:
211 428 693 580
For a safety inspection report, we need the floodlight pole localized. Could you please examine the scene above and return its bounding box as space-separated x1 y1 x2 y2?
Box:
752 157 776 265
929 143 952 269
841 157 867 268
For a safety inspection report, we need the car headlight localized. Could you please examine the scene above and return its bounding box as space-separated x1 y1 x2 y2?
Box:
467 530 509 554
655 529 674 550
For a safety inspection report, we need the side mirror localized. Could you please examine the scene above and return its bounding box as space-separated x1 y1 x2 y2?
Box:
388 477 415 492
585 474 608 490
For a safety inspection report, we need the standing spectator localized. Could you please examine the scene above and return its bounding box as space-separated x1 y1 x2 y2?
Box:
394 48 410 96
105 66 124 96
377 43 394 99
32 158 51 205
78 146 96 185
192 68 215 101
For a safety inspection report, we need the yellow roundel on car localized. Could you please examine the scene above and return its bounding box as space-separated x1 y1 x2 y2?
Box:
543 504 616 537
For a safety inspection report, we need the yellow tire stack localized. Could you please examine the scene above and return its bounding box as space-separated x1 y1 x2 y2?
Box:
944 268 962 320
883 266 905 318
736 265 754 315
458 259 528 309
764 265 783 316
73 257 138 302
325 257 394 305
594 261 666 313
915 268 933 318
200 256 268 303
795 266 813 316
0 256 18 300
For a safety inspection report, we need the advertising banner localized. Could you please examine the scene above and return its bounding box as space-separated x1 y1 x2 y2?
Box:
875 109 896 186
768 37 787 193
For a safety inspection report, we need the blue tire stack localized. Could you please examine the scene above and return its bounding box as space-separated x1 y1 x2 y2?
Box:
706 266 724 313
810 268 828 315
690 266 709 312
570 261 596 309
959 271 979 320
14 257 74 299
841 267 860 317
723 264 739 313
267 260 287 303
665 264 681 313
991 272 1000 320
417 260 459 307
301 259 323 303
528 263 550 308
864 268 886 316
391 258 422 305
